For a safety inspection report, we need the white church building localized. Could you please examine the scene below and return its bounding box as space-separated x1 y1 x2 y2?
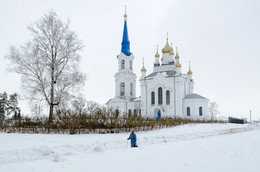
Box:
107 10 209 120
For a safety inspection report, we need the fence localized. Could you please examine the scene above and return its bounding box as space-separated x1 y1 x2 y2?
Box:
228 117 246 124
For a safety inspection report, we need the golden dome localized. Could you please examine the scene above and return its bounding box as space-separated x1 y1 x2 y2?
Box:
175 47 179 59
162 33 171 53
155 45 160 57
162 40 171 53
188 61 192 74
176 60 181 67
141 57 146 72
170 43 174 55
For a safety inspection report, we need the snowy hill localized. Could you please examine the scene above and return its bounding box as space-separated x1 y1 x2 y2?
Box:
1 123 260 172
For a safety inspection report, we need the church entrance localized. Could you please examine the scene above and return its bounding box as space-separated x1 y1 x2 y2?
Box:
157 110 161 119
154 108 162 119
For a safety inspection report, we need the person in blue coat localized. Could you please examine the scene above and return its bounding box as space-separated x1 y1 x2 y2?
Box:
127 129 137 147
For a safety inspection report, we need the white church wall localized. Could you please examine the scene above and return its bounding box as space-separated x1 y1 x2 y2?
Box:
115 71 137 99
182 98 209 120
140 79 147 118
107 99 141 117
143 73 187 118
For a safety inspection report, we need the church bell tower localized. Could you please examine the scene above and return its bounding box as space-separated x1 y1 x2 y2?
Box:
114 8 137 101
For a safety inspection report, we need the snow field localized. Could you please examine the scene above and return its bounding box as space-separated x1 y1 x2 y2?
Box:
0 123 260 172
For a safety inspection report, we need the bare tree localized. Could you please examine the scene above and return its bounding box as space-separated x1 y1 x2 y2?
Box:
86 101 100 116
31 100 44 117
6 10 86 122
72 94 87 115
209 101 219 120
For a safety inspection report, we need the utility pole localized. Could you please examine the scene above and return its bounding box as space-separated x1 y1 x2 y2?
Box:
250 110 252 124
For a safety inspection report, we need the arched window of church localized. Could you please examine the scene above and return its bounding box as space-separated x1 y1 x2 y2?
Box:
199 107 203 116
139 109 141 117
128 109 131 117
120 82 125 96
130 60 132 70
151 91 155 105
158 87 163 105
166 90 170 105
187 107 190 116
121 60 125 69
115 109 119 117
130 83 133 96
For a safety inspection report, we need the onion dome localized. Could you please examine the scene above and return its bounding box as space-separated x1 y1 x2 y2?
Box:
162 33 171 53
162 39 171 53
188 68 192 74
141 57 146 72
155 45 160 57
170 43 174 55
176 60 181 67
175 47 179 59
141 66 146 72
188 61 193 74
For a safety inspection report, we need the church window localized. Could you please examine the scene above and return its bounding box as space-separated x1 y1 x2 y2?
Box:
199 107 203 116
130 83 133 96
115 109 119 117
130 60 132 70
187 107 190 116
166 90 170 105
134 109 137 115
128 109 131 117
158 87 163 105
139 109 141 117
121 60 125 69
151 91 155 105
120 82 125 96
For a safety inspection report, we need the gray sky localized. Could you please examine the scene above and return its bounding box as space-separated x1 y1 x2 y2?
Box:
0 0 259 120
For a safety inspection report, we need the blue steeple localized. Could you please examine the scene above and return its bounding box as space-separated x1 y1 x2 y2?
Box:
121 9 132 56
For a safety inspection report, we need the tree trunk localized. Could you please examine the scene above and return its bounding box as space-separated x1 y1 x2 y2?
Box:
49 46 55 123
48 81 54 122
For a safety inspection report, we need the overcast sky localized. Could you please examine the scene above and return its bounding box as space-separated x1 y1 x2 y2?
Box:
0 0 259 120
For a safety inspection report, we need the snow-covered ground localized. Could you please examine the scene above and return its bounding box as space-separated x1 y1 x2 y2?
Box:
1 123 260 172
